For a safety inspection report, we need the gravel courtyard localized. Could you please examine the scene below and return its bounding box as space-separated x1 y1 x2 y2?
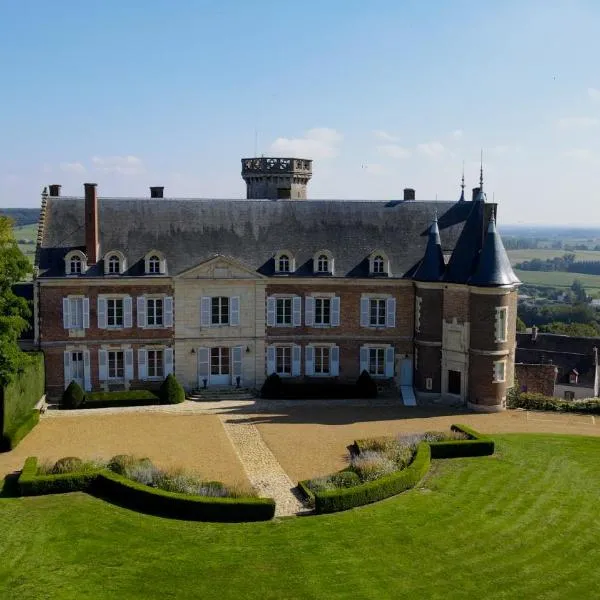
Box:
0 413 249 486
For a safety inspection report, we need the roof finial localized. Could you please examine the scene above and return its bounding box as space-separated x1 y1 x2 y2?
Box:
479 149 484 189
461 161 465 191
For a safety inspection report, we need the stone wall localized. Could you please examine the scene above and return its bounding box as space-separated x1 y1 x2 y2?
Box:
515 363 557 397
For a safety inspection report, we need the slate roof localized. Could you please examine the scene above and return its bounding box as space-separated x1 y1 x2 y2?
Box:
37 197 476 278
516 332 599 387
412 219 445 282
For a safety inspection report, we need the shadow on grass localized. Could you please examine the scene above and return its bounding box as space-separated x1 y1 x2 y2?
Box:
0 472 22 497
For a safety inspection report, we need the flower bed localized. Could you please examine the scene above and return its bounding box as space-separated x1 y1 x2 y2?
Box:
18 455 275 522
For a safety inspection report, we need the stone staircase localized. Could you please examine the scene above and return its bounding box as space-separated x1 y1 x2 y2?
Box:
187 386 256 402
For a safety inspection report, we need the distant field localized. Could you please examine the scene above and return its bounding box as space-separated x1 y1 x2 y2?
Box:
507 249 600 265
514 269 600 290
14 223 37 264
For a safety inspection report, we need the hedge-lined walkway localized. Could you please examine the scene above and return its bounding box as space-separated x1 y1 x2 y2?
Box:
219 415 307 517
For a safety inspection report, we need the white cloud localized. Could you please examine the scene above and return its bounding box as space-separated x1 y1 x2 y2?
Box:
360 163 386 175
92 155 145 175
556 116 600 129
588 87 600 101
417 141 445 157
373 130 400 142
269 128 342 159
564 148 599 162
452 129 463 139
60 161 86 174
377 144 411 159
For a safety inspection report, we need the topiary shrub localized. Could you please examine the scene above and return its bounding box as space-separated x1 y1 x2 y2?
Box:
356 370 377 398
51 457 84 474
261 373 282 399
159 374 185 405
62 381 85 409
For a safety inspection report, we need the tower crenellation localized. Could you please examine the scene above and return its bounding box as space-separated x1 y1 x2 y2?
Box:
241 157 312 200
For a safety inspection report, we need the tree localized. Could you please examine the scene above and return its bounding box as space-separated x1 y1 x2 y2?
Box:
540 322 600 337
570 279 587 304
516 316 527 332
0 216 32 386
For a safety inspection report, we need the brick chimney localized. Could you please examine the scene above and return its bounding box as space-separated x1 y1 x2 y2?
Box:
403 188 415 201
48 184 61 197
84 183 99 265
150 186 164 198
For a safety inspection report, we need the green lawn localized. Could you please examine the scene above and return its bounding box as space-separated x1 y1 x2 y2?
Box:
514 268 600 290
1 434 599 599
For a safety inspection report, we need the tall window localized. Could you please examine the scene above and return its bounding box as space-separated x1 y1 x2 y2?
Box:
147 298 163 326
69 255 82 274
369 299 386 326
368 348 385 376
276 346 291 375
278 254 290 273
276 298 292 325
212 297 229 325
108 351 124 379
70 351 84 381
495 307 508 342
107 299 124 327
493 360 506 383
147 349 164 378
314 298 331 325
372 255 385 274
148 255 161 274
67 297 84 329
314 347 330 375
317 254 329 273
108 255 121 274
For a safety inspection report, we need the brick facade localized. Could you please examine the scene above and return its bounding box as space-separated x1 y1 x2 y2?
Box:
515 363 557 396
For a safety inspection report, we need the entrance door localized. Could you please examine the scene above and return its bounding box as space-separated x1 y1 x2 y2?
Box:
400 358 413 386
70 351 85 388
448 370 461 395
210 347 230 385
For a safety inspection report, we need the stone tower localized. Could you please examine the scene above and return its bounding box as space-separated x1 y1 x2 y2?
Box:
241 157 312 200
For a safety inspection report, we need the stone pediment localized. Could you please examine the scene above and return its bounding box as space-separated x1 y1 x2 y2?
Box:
177 254 265 280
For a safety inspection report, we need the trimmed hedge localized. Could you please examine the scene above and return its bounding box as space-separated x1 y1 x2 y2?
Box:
82 390 160 409
159 374 185 405
62 381 85 409
508 392 600 415
428 424 495 458
2 410 40 451
312 443 431 514
17 457 275 522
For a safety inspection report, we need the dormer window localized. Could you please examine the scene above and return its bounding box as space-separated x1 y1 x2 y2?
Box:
64 250 87 276
314 250 334 275
274 250 295 274
369 251 390 276
373 256 384 273
103 251 127 276
144 250 166 275
569 370 579 384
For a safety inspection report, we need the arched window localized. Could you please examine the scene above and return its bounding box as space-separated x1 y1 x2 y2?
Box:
69 255 82 274
108 255 121 274
317 254 329 273
148 255 161 274
372 255 385 274
278 254 290 273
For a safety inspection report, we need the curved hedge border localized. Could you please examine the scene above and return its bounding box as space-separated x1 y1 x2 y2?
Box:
1 410 40 452
301 424 494 514
17 457 275 522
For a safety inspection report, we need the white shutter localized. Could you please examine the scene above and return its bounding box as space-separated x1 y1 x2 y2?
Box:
292 296 302 327
137 297 146 328
98 349 108 381
97 298 107 329
138 349 147 380
125 348 134 380
63 298 70 329
164 348 174 377
63 351 71 389
232 346 243 384
385 347 395 378
360 297 370 327
83 298 90 329
331 346 340 377
266 346 276 376
331 296 340 326
360 346 369 375
201 297 211 327
230 296 240 326
305 346 314 376
305 297 315 326
386 297 396 328
83 350 91 391
266 297 276 326
292 345 301 376
164 296 174 328
198 347 210 379
124 296 133 328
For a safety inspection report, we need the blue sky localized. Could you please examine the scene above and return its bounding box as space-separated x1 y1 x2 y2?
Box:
2 0 600 224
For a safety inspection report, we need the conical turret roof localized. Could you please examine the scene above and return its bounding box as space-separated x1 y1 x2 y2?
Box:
469 215 520 286
413 218 445 281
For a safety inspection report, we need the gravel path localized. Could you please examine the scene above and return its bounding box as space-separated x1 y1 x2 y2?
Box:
219 415 308 517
